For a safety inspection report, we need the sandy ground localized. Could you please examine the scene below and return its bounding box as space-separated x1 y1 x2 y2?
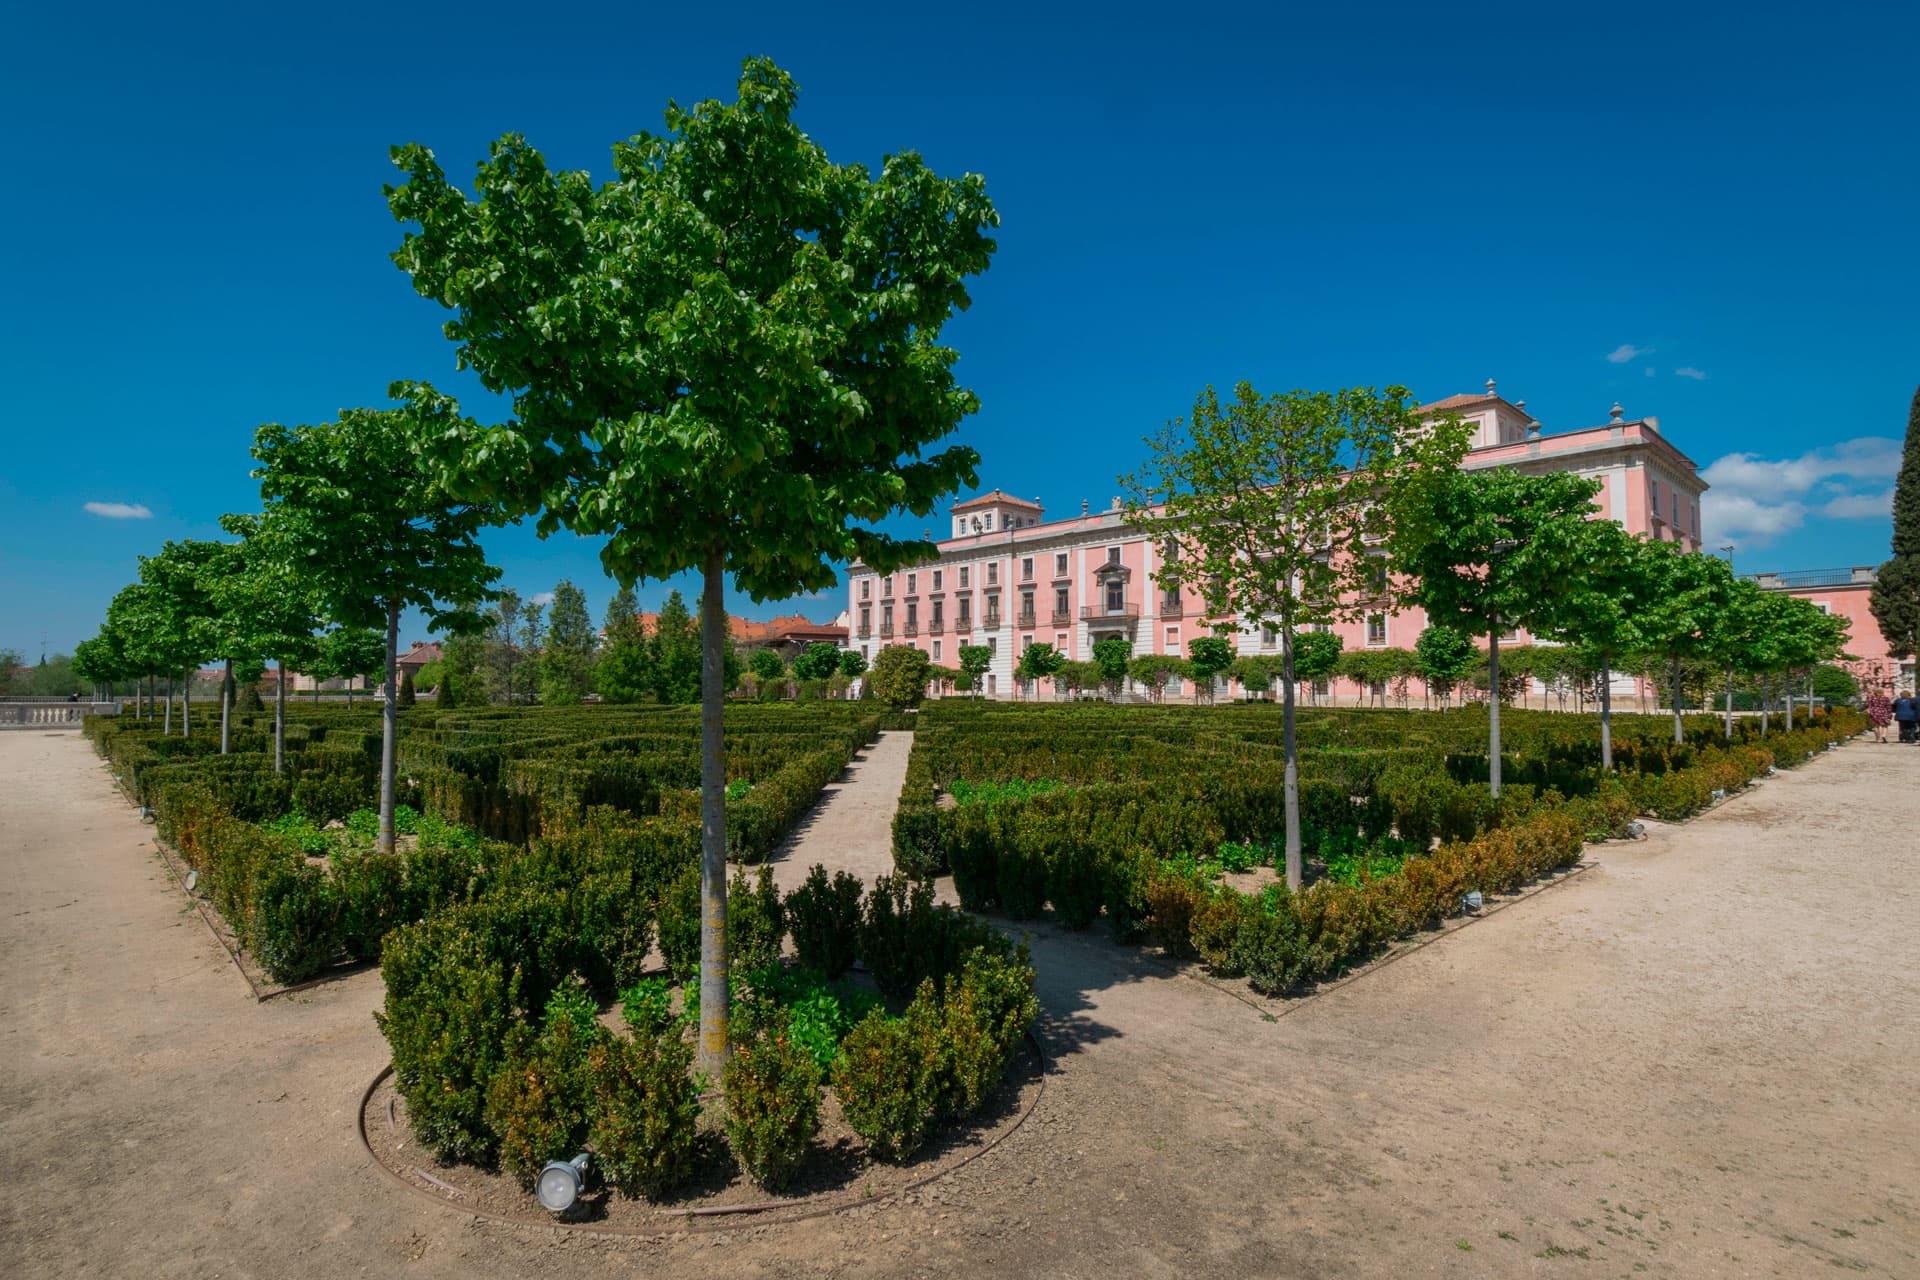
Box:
2 728 1917 1278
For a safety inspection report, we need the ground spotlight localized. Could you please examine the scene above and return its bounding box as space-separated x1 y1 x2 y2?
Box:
536 1153 591 1214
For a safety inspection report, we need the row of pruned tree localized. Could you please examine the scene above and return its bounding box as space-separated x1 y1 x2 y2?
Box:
1121 383 1852 891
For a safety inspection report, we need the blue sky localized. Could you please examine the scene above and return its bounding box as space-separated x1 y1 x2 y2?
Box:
4 1 1916 657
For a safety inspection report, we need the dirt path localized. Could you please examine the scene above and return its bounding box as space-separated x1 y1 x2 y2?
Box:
759 728 913 894
3 729 1916 1278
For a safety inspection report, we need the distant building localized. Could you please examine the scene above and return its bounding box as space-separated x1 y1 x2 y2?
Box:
846 381 1716 700
1746 566 1911 692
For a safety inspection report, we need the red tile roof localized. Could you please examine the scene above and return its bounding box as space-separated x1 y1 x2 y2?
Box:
950 489 1044 513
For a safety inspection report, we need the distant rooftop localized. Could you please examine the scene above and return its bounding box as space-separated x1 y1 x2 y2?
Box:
1745 566 1878 590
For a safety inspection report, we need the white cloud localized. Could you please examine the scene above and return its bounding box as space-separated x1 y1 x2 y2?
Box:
84 501 152 519
529 591 556 606
1674 366 1708 380
1700 437 1900 547
1606 343 1651 364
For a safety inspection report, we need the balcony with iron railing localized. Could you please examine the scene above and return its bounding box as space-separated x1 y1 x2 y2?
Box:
903 623 920 637
983 612 1001 629
1050 609 1073 627
1748 566 1876 590
1016 611 1038 629
1082 602 1142 622
954 617 973 633
1159 597 1183 618
879 624 895 638
928 619 945 634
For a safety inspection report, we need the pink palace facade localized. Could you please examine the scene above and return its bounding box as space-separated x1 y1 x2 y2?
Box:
845 382 1899 700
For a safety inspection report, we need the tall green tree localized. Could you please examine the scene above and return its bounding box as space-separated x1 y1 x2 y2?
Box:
1187 635 1233 704
134 541 227 738
1090 636 1132 699
1014 641 1065 698
388 58 996 1075
1532 520 1645 769
540 579 597 705
837 649 869 680
214 513 324 770
1293 629 1342 705
1395 468 1603 796
596 586 654 703
515 600 547 704
870 644 933 709
319 627 389 709
791 641 842 682
1633 542 1735 743
250 395 500 854
1124 383 1471 889
649 590 702 704
1869 384 1920 667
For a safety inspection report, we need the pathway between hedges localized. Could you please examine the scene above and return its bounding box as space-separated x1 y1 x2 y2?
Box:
759 727 916 894
4 728 1918 1279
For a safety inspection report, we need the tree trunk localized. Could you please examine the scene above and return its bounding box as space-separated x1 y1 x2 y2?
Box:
1278 619 1302 892
163 676 173 735
1724 662 1735 741
1671 655 1684 744
377 602 400 856
220 657 233 755
1785 673 1794 732
1599 654 1614 771
274 663 287 775
1488 625 1503 798
1761 676 1770 735
181 666 192 740
697 548 731 1081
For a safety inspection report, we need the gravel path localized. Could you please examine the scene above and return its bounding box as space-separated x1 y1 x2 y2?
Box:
760 728 914 894
3 728 1916 1278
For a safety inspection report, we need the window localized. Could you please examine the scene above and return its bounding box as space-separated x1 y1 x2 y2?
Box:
1055 587 1069 617
1054 553 1068 577
983 513 993 530
1020 589 1035 621
1814 601 1832 615
987 637 996 656
1107 546 1121 565
906 602 918 627
1368 561 1388 595
1021 557 1034 581
1366 614 1386 646
882 576 893 598
1672 493 1679 526
1106 582 1123 612
959 596 972 622
859 606 871 632
932 641 942 662
1056 632 1068 650
932 569 942 591
959 566 970 588
1691 503 1699 536
932 599 944 625
861 644 869 660
987 563 998 586
1022 634 1034 652
882 604 893 629
1649 479 1659 515
906 573 917 595
1165 626 1181 652
1162 586 1181 612
860 579 871 600
1262 624 1277 646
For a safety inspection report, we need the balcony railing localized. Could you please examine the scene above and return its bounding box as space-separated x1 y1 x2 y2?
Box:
856 627 872 640
1050 610 1073 626
954 618 973 633
879 624 894 638
928 620 945 634
984 613 1001 629
1016 612 1038 629
1081 602 1142 621
1159 599 1183 618
903 623 920 637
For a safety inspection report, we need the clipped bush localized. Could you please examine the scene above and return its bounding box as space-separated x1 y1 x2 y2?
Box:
941 946 1038 1116
251 859 340 984
728 865 787 975
722 1021 822 1192
485 1004 601 1190
589 1027 701 1199
656 860 702 981
831 987 948 1162
331 850 408 962
784 863 863 978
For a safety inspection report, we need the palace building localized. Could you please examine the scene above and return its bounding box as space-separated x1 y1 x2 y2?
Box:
845 383 1721 700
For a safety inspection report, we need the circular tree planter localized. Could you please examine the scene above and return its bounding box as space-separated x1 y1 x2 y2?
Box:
358 1035 1046 1234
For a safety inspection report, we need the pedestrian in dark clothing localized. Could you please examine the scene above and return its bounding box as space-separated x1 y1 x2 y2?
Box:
1896 691 1920 744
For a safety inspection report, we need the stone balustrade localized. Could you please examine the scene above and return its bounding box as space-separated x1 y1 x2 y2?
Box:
0 701 120 728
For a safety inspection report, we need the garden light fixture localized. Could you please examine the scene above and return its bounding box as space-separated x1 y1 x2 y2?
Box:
535 1153 591 1214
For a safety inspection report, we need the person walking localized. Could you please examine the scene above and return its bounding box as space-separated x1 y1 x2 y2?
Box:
1866 689 1893 742
1895 690 1920 745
